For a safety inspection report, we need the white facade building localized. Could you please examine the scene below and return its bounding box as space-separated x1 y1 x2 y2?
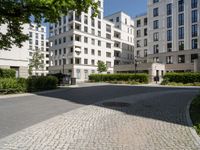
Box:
0 24 49 78
147 0 200 72
48 0 134 82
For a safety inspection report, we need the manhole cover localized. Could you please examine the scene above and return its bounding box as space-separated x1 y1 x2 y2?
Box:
102 102 131 108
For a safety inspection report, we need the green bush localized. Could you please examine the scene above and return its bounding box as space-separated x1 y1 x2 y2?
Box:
163 73 200 84
26 76 58 92
0 78 26 94
89 74 148 83
0 68 16 78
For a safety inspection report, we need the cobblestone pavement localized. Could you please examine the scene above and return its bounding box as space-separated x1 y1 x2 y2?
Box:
0 90 200 150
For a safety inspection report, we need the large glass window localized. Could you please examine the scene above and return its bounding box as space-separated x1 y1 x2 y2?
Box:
179 27 184 39
178 14 184 26
192 24 198 37
178 0 184 12
153 0 159 3
167 30 172 41
167 43 172 52
178 55 185 63
191 0 198 8
192 10 198 23
153 8 159 17
167 16 172 28
153 32 159 41
167 3 172 15
179 41 184 50
153 20 159 29
192 39 198 49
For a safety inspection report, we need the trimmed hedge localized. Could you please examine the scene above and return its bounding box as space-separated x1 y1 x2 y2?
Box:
26 76 58 92
0 76 58 94
89 74 148 83
163 73 200 84
0 68 16 78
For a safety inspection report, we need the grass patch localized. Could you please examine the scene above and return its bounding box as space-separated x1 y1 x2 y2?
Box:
161 82 200 86
190 95 200 135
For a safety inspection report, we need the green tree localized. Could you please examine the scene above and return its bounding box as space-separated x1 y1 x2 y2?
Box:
29 50 44 76
97 61 107 73
0 0 98 49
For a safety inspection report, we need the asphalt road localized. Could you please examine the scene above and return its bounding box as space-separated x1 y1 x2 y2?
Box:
0 84 199 139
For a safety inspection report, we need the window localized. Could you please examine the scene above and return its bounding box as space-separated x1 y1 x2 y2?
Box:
166 56 173 64
137 40 141 47
84 26 88 33
191 54 198 63
153 20 159 29
98 40 101 46
144 49 147 57
106 33 111 39
116 17 120 22
192 10 198 23
144 39 148 46
167 43 172 52
167 30 172 41
106 43 111 48
137 30 141 37
92 29 95 35
98 50 101 56
167 16 172 28
153 44 159 54
84 48 88 54
106 24 111 33
153 0 159 3
153 32 159 41
153 8 159 17
178 55 185 63
84 59 88 65
179 27 184 39
192 39 198 49
179 41 184 50
63 26 66 32
191 0 198 8
63 48 66 54
84 37 88 43
59 38 62 44
167 3 172 15
63 37 66 43
63 16 66 24
98 21 101 29
59 49 62 55
178 14 184 26
91 60 95 65
91 39 95 45
137 20 141 27
91 19 95 27
144 28 148 36
84 15 88 24
35 40 38 45
106 61 111 68
178 0 184 12
106 52 111 58
91 49 95 55
144 18 148 26
192 24 198 37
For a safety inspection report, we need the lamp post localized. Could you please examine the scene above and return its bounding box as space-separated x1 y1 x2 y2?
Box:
62 55 65 75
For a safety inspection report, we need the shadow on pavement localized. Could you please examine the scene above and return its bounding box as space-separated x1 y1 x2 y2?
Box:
37 85 199 127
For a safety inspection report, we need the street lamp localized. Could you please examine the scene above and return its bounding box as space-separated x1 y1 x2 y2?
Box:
62 55 65 75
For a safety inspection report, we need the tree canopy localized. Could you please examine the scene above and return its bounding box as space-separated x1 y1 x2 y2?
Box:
0 0 98 49
97 61 107 73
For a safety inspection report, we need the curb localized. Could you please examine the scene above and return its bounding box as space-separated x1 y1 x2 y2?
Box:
186 98 200 146
0 88 68 100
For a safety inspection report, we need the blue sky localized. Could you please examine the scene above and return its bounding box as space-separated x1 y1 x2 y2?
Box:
104 0 147 17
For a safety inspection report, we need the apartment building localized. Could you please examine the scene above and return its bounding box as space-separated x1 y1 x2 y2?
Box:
0 24 49 78
147 0 200 72
48 0 134 82
28 24 49 76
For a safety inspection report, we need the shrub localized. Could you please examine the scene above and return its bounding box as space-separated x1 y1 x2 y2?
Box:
0 78 26 94
0 68 16 78
89 74 148 83
163 73 200 84
26 76 58 92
